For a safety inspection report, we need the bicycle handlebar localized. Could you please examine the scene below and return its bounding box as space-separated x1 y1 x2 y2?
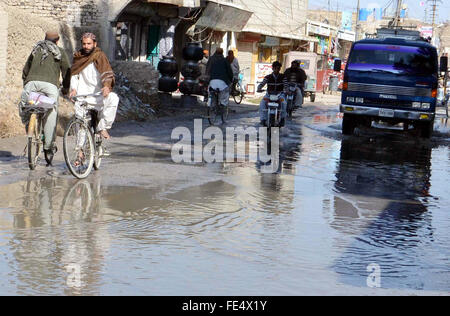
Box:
71 92 102 101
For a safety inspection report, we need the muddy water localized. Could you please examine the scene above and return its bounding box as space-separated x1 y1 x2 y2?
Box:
0 107 450 295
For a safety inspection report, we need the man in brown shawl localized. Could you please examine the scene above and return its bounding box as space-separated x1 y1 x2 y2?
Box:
69 32 119 140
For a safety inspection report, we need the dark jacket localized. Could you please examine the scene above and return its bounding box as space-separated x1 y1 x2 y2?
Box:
284 67 307 86
257 73 285 93
206 53 233 85
22 46 71 89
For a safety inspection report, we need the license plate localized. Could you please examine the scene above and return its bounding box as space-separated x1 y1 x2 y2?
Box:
269 95 279 101
379 108 394 117
268 102 279 107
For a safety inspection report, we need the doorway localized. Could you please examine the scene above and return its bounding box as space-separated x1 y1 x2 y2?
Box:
147 25 160 67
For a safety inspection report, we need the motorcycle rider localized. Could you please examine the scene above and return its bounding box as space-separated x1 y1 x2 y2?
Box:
283 60 307 109
257 61 286 127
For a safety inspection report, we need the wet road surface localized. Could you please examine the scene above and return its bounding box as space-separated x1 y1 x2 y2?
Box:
0 99 450 295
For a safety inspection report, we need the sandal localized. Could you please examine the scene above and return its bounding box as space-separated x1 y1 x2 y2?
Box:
74 150 85 167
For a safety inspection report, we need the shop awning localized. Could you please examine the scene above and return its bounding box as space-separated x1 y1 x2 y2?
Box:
195 1 253 32
243 27 319 43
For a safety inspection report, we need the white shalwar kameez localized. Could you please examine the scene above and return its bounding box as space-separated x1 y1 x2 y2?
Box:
70 63 119 131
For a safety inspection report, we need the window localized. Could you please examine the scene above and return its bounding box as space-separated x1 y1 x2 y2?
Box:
348 43 438 76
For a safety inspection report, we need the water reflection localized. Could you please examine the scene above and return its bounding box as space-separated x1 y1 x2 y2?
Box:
3 177 110 295
331 136 449 291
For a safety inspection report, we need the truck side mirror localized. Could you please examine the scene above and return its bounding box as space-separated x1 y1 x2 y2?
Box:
440 56 448 73
333 59 342 72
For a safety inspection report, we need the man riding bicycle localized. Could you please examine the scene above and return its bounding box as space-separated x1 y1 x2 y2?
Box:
283 60 307 109
257 61 287 127
69 33 119 144
206 47 234 108
20 31 71 165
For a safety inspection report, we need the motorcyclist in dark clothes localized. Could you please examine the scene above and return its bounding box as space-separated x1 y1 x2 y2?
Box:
283 60 307 108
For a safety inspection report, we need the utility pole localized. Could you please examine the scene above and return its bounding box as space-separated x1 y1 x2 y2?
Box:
393 0 402 27
355 0 360 40
428 0 442 39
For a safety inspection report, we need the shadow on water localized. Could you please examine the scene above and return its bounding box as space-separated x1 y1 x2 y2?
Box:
331 135 450 291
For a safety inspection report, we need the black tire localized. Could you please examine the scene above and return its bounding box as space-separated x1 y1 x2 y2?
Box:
287 100 294 118
63 119 95 179
418 121 434 139
342 113 357 135
310 93 316 102
207 105 220 126
233 88 244 104
27 114 41 170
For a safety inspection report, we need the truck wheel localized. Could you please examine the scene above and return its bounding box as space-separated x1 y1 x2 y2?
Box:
419 121 434 139
310 93 316 102
342 113 357 135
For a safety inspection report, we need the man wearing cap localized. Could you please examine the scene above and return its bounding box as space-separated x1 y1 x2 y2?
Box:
20 31 71 165
69 32 119 141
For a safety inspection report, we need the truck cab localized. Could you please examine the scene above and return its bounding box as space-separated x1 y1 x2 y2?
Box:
339 28 445 138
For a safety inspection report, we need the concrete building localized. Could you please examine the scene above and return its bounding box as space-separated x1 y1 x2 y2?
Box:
0 0 317 98
437 23 450 56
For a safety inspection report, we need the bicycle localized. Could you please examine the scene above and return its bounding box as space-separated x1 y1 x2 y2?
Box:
22 92 56 170
207 87 229 125
231 68 248 104
63 92 106 179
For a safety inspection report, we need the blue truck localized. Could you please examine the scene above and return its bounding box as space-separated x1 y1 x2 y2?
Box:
338 28 447 138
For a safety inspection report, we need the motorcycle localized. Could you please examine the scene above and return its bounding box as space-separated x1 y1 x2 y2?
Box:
263 91 284 128
261 91 284 155
286 82 297 118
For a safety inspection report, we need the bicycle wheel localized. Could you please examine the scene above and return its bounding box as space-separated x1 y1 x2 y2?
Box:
63 119 95 179
207 95 221 125
233 86 244 104
93 134 102 170
27 114 42 170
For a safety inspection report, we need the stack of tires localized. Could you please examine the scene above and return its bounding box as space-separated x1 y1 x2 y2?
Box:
179 42 203 97
158 56 178 94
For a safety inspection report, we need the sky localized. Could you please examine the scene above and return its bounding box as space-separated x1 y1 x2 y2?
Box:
309 0 450 23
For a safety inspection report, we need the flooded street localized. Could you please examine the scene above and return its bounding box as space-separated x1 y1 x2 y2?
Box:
0 99 450 295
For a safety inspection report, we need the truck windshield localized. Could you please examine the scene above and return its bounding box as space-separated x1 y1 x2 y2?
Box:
348 43 437 76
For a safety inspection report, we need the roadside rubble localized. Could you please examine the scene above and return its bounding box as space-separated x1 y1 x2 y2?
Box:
113 72 156 122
